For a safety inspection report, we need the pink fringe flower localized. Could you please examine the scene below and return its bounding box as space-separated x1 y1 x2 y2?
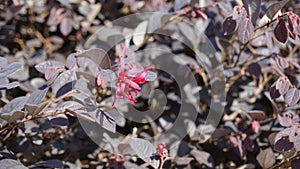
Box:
113 55 152 105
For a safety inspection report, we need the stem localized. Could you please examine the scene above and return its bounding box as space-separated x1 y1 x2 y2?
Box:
254 12 288 32
0 90 76 135
233 12 289 67
269 151 300 169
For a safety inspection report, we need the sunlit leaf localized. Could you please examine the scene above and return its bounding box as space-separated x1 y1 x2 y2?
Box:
284 88 300 106
52 70 77 98
0 62 22 79
276 77 290 95
238 18 254 44
266 0 290 19
256 148 276 168
60 17 72 36
133 21 148 47
190 148 214 168
129 138 160 168
48 114 69 126
242 0 261 24
0 159 27 169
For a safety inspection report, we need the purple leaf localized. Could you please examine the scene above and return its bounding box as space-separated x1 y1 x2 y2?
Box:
248 110 265 121
129 138 160 169
45 68 59 81
26 86 48 105
25 101 48 115
243 136 254 152
229 136 246 160
0 96 28 122
94 109 116 133
174 157 194 166
256 148 276 168
32 159 64 168
211 128 230 140
266 0 289 19
232 6 247 23
248 62 261 77
60 17 72 36
285 88 300 106
242 0 261 24
292 158 300 168
77 48 111 70
238 18 254 44
277 112 299 127
56 0 72 8
52 70 77 98
0 159 27 169
174 0 190 11
276 77 290 95
48 114 69 126
218 2 233 16
66 53 77 69
274 136 294 152
34 61 65 74
293 135 300 151
58 101 85 111
265 31 274 50
79 108 116 133
223 16 237 35
274 19 288 43
273 55 289 69
270 85 281 99
190 148 214 168
0 62 22 79
0 81 19 90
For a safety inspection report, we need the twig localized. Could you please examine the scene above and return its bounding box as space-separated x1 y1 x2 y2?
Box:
269 151 300 169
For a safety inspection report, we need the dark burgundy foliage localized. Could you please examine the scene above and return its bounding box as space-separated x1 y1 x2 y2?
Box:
274 18 288 43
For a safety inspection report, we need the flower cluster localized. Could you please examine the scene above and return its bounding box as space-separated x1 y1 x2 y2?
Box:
175 6 207 21
157 143 168 158
108 154 125 169
288 11 300 38
112 45 155 105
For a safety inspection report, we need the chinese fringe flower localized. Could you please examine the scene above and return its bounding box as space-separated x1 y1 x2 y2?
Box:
113 55 152 105
157 143 168 158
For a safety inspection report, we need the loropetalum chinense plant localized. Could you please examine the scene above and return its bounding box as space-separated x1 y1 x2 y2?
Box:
2 0 300 168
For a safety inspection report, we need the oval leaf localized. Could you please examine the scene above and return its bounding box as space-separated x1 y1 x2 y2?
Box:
223 16 237 35
274 19 288 43
133 21 148 47
60 17 72 36
190 149 214 168
266 0 290 19
284 88 300 106
129 138 160 168
276 77 290 95
248 62 261 77
238 18 254 44
256 148 276 168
